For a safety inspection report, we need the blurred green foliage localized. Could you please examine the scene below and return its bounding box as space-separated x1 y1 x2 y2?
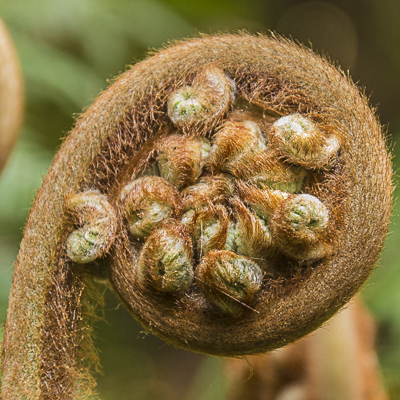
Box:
1 0 400 398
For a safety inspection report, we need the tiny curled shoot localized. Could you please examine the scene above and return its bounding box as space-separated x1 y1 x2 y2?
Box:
65 190 117 263
156 134 211 189
137 219 194 293
1 34 392 400
196 250 263 316
271 113 340 169
167 65 234 133
121 176 182 238
271 193 332 260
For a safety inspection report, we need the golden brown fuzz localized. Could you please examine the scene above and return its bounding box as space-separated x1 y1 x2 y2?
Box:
1 34 392 400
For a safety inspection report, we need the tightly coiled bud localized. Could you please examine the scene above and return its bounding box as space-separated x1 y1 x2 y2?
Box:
105 36 391 358
2 34 392 399
137 219 194 293
65 190 117 263
167 65 234 133
156 134 210 189
271 194 332 260
271 114 340 169
207 120 266 174
121 176 182 238
196 250 263 316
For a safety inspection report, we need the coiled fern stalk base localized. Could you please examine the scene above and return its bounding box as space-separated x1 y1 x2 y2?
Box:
1 34 392 400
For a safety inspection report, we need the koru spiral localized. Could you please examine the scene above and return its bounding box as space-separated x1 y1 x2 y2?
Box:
2 33 392 400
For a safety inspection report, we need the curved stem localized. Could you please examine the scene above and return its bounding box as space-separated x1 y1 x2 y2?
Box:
1 50 149 399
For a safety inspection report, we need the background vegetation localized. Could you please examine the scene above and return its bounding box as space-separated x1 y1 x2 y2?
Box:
1 0 400 398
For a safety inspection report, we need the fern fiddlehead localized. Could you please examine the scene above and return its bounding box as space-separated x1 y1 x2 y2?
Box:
1 34 392 399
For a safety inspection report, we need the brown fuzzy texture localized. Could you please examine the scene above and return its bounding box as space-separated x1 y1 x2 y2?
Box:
190 204 229 256
237 182 288 219
270 194 333 261
230 197 274 265
136 219 194 292
269 114 340 169
230 151 309 192
195 249 263 316
182 174 234 211
167 65 233 134
122 175 182 237
156 134 208 188
207 120 265 174
1 34 392 399
65 190 117 263
0 18 24 173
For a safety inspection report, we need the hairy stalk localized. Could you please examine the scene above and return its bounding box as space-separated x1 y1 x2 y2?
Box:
0 18 24 173
1 34 392 399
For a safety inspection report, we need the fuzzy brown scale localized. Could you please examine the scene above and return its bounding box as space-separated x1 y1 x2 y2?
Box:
1 34 392 400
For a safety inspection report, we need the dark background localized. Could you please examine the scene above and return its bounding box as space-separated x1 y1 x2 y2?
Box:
1 0 400 398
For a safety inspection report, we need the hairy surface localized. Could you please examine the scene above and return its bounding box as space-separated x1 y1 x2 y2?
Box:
1 34 392 400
